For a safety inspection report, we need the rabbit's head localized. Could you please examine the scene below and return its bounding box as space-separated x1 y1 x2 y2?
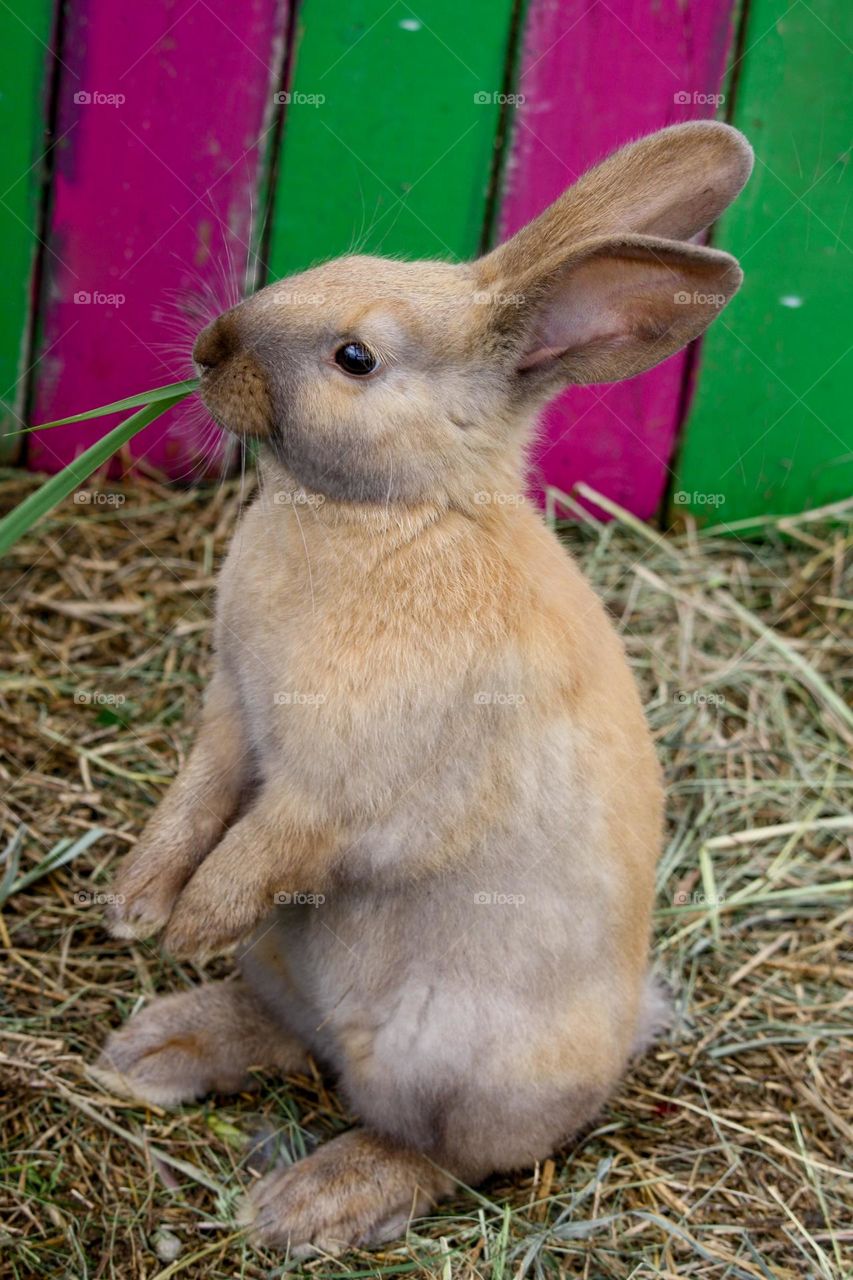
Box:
194 121 752 511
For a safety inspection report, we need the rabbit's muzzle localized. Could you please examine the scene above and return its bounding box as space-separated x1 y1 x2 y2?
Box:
194 314 274 439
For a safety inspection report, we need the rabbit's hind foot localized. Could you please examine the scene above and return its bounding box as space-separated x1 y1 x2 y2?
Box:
90 979 307 1107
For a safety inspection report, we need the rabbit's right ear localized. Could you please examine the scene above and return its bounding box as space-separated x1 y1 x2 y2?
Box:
481 122 753 280
480 232 743 391
474 121 752 393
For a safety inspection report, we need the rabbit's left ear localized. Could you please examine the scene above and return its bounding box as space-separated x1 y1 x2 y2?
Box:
491 232 742 389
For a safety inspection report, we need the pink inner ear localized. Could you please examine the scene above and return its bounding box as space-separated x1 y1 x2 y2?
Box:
519 305 623 369
518 256 666 370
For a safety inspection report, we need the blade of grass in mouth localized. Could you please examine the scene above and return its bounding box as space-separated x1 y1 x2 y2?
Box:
17 378 200 433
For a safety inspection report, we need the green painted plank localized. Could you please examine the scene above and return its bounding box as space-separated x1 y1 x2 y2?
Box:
0 1 54 461
266 1 517 277
674 0 853 525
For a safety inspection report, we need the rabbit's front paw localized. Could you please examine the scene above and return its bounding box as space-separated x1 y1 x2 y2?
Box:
107 850 187 940
163 866 271 959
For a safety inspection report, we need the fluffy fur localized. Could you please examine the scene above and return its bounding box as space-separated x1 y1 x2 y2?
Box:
99 122 752 1256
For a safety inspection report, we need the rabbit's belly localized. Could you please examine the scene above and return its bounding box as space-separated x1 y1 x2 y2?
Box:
242 825 645 1077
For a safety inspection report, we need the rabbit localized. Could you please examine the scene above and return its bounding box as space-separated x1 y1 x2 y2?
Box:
94 121 753 1257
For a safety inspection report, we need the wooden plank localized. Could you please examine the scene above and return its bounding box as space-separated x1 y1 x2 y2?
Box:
28 0 288 478
266 0 517 278
0 0 54 462
674 0 853 524
495 0 737 519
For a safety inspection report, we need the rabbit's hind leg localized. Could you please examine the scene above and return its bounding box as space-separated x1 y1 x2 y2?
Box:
245 1128 454 1258
91 979 307 1106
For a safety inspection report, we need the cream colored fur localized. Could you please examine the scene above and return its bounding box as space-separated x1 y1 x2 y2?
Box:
98 122 752 1256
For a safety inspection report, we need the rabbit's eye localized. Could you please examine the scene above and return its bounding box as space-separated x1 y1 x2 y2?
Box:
334 342 380 377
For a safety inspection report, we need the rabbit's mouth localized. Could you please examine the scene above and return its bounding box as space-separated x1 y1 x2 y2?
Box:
193 317 274 440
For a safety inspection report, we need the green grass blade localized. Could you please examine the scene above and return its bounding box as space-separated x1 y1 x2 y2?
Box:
0 395 186 555
0 827 106 906
21 377 199 432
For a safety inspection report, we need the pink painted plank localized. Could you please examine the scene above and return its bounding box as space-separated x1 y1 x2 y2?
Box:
29 0 287 479
499 0 736 519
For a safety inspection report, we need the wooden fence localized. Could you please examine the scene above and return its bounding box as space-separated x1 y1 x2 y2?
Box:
1 0 849 524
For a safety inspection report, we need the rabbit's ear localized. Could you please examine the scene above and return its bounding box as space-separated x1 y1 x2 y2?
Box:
481 122 752 284
491 233 742 388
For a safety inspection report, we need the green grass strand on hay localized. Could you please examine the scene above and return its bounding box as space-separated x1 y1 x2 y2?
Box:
0 394 188 555
0 826 105 906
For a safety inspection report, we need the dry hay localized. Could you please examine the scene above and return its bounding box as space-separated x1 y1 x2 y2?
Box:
1 468 850 1279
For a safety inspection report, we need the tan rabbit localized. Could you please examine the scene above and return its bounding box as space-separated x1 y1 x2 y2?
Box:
95 122 752 1256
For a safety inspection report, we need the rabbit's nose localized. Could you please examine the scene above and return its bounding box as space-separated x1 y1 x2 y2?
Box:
193 315 238 371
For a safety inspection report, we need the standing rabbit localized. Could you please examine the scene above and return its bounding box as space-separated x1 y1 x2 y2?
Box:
95 122 752 1256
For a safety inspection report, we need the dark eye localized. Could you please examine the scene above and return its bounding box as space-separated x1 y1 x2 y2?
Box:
334 341 379 377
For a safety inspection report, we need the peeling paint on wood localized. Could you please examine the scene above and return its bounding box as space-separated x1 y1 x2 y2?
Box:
28 0 288 478
496 0 737 519
675 0 853 523
265 0 517 275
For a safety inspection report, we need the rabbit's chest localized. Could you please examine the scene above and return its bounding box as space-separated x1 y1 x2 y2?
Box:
216 542 464 805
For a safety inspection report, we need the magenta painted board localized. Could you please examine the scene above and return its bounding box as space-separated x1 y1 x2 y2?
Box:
499 0 736 519
29 0 287 479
